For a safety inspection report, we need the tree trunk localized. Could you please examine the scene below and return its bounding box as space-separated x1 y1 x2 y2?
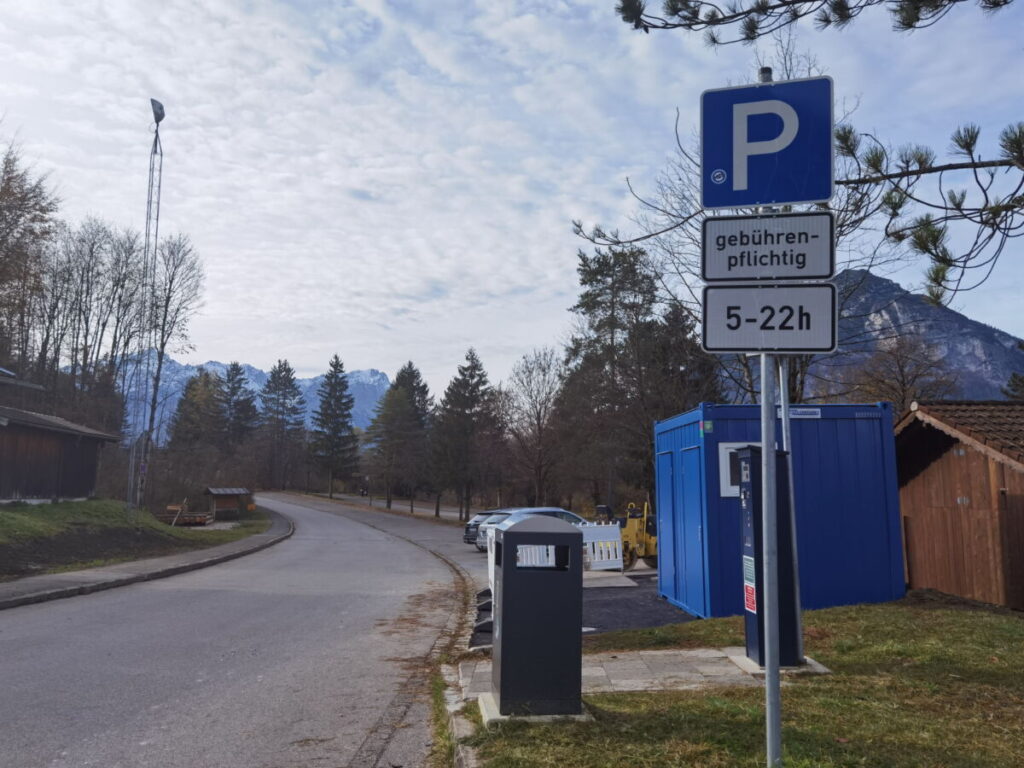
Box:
409 494 414 514
434 493 441 518
328 468 334 499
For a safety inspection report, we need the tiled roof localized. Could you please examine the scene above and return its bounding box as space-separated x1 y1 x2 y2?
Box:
0 406 120 441
896 400 1024 468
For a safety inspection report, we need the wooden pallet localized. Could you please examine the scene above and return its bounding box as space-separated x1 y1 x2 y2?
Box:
155 505 213 526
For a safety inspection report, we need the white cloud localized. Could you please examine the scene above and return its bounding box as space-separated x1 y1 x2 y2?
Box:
1 0 1022 394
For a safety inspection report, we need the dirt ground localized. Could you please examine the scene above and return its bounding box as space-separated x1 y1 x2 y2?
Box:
0 525 201 580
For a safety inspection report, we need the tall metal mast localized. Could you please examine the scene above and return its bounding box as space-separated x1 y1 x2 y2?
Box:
127 98 165 511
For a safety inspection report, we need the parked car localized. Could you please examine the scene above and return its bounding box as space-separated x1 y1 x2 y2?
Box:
473 512 515 551
474 507 587 551
464 511 507 544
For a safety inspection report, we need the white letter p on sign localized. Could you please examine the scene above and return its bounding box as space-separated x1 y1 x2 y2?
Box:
732 100 799 191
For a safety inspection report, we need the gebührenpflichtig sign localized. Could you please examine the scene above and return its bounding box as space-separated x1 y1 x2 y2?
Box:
702 212 834 282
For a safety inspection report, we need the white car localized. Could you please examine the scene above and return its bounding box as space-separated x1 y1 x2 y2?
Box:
474 512 513 551
474 507 586 551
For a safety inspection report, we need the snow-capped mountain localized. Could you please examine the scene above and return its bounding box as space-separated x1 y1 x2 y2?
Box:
126 356 390 439
817 269 1024 399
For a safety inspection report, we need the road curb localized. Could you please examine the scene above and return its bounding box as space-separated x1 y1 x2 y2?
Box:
0 510 295 612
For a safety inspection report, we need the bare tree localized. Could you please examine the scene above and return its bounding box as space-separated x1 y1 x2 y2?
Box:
138 233 204 506
103 228 143 390
825 335 960 415
574 34 985 403
575 36 901 403
504 348 564 505
0 137 59 371
613 4 1024 304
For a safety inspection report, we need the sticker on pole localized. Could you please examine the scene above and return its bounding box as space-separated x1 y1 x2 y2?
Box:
701 76 833 209
743 555 757 613
702 283 837 354
744 584 757 613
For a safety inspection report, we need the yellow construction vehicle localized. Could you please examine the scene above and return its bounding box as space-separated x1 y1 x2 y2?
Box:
597 502 658 571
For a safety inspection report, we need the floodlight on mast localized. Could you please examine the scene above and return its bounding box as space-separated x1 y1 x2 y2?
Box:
128 97 166 511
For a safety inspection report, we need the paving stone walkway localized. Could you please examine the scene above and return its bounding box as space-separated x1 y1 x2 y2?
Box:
458 647 782 699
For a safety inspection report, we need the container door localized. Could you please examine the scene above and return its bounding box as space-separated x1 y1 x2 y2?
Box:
655 451 676 601
680 446 707 616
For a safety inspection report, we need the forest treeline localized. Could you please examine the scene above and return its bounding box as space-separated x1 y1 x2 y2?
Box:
157 244 722 517
2 127 974 517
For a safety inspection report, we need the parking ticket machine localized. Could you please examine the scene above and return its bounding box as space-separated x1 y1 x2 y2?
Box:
738 445 803 668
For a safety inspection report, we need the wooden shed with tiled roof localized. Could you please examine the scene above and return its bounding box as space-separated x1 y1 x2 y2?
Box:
895 401 1024 609
204 487 251 521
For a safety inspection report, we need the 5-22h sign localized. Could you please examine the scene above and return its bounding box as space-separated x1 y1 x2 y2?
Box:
702 283 837 353
701 76 833 210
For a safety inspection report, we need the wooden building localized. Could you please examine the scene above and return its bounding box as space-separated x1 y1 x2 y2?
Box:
0 406 119 501
896 401 1024 610
204 487 250 521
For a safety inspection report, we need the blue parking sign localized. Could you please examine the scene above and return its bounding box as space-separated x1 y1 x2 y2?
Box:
701 76 833 209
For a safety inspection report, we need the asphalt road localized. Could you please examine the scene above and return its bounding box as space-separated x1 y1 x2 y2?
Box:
0 493 462 768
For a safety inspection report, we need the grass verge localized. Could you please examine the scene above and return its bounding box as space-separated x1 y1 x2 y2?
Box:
0 499 271 579
468 591 1024 767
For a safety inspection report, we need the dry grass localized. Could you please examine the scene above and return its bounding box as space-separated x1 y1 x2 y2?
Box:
467 592 1024 767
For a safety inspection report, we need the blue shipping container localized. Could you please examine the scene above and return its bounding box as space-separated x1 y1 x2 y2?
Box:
653 403 904 618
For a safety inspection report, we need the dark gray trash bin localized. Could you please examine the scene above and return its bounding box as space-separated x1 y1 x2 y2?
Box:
491 516 583 716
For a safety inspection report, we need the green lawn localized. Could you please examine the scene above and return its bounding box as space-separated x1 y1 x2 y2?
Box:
0 498 271 578
467 592 1024 767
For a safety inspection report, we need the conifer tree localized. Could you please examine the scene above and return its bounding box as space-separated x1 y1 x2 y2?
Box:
168 367 225 450
559 247 721 501
1003 343 1024 401
259 359 306 489
616 0 1014 45
221 361 259 447
393 361 433 428
365 386 419 510
311 354 359 498
433 349 500 520
390 361 434 512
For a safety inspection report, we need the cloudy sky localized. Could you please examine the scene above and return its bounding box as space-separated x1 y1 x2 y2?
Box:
2 0 1022 393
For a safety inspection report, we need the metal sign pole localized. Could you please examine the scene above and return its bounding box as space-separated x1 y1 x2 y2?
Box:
777 357 804 661
760 352 782 766
701 63 834 767
758 64 782 768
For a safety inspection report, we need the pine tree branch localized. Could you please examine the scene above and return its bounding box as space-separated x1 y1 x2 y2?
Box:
838 158 1017 186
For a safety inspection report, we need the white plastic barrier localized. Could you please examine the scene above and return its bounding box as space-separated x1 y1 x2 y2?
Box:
487 526 497 594
487 520 624 594
580 521 624 571
487 530 555 591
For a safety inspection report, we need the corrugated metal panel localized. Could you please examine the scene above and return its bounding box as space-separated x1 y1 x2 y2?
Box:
654 402 905 618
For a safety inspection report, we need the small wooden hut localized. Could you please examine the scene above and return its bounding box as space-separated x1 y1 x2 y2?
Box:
895 401 1024 610
204 487 250 521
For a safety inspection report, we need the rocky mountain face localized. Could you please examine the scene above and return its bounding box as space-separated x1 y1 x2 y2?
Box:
126 357 390 439
824 269 1024 400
